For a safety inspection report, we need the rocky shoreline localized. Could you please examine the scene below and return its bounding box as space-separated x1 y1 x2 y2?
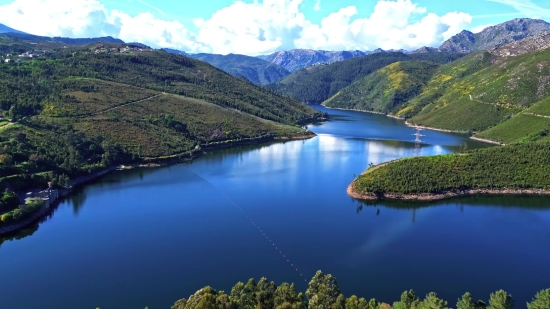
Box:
347 182 550 201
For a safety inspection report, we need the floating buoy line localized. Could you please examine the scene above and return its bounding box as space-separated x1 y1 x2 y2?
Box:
182 165 309 283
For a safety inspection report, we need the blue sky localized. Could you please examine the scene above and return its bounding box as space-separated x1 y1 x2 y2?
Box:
0 0 549 55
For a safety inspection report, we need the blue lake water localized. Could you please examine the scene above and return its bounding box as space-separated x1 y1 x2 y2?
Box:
1 106 550 309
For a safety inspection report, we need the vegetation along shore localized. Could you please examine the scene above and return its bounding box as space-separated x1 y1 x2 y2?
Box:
348 142 550 201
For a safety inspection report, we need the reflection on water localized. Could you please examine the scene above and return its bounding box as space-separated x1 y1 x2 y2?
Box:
1 106 549 309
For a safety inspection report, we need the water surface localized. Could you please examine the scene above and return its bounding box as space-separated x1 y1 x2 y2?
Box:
1 106 549 309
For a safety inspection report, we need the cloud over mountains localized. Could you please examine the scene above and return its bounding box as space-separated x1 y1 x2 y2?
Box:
0 0 473 55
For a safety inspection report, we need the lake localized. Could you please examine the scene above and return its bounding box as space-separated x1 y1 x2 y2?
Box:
1 106 550 309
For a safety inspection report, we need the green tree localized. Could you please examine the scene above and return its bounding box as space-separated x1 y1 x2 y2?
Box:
488 290 514 309
185 287 218 309
256 277 277 309
394 290 421 309
345 295 373 309
457 292 487 309
273 283 304 309
171 298 187 309
306 271 345 309
420 292 448 309
527 289 550 309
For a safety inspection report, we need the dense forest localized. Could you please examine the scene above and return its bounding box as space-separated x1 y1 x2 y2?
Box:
100 271 549 309
267 52 463 104
351 142 550 197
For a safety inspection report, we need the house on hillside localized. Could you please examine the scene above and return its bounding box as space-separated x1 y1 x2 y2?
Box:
4 59 10 63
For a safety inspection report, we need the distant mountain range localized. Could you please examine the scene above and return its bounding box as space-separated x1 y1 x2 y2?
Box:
0 23 26 34
162 49 290 85
258 49 408 72
0 23 124 45
412 18 550 54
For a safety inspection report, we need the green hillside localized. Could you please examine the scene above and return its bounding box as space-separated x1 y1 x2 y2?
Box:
323 61 440 114
0 39 323 192
475 97 550 144
350 141 550 198
187 53 291 85
405 47 550 133
267 52 463 104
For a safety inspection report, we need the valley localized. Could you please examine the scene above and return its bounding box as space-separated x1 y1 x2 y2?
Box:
1 13 550 309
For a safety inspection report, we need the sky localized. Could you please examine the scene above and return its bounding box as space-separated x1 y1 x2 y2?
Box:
0 0 549 55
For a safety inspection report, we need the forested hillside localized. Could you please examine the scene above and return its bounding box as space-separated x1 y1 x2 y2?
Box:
0 38 323 193
322 32 550 143
350 142 550 199
323 61 440 114
165 271 550 309
267 52 463 104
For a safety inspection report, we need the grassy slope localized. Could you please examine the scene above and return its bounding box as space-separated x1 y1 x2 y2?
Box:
0 41 320 190
352 142 550 195
322 61 440 114
475 96 550 144
267 52 463 104
407 48 550 133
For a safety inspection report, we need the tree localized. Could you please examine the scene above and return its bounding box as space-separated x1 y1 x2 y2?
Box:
420 292 448 309
345 295 373 309
488 290 514 309
527 289 550 309
256 277 277 309
394 290 421 309
185 287 218 309
306 271 345 309
457 292 486 309
274 283 304 309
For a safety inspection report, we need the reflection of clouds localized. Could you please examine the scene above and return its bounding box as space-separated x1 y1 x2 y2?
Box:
366 141 409 165
432 145 445 155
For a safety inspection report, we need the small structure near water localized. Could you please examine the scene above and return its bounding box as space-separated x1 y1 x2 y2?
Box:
25 189 59 208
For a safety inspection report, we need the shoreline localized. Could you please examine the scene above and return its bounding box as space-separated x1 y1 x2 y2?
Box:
347 182 550 201
322 105 405 119
0 133 317 236
322 105 503 146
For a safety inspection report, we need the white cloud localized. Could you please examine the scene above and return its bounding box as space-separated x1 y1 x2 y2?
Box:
314 0 321 11
0 0 204 52
0 0 474 55
471 24 493 33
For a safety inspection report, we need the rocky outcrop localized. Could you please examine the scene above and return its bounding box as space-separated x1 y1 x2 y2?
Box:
439 18 550 54
260 49 369 72
488 31 550 61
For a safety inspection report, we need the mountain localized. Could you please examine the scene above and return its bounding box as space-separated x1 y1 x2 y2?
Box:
323 61 441 114
179 52 291 85
267 52 463 104
163 48 187 56
1 32 124 45
320 30 550 144
0 39 323 192
0 23 26 35
440 18 550 54
260 49 369 72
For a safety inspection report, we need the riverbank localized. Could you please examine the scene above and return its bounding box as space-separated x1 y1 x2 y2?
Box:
0 133 318 236
347 182 550 201
322 106 406 120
